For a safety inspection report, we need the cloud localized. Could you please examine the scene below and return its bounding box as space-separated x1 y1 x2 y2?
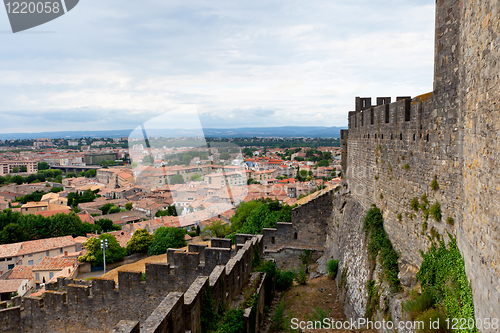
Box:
0 0 435 134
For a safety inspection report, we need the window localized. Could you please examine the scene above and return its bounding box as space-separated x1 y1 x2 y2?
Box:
49 272 54 279
294 232 298 240
0 258 4 262
271 237 275 244
8 264 14 270
28 254 33 257
35 273 40 280
59 248 63 253
46 251 49 256
28 260 33 265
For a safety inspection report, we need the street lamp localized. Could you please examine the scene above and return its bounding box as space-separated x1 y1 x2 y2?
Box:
100 239 109 274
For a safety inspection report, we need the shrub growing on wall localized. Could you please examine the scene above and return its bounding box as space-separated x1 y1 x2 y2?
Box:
415 235 477 333
363 205 401 292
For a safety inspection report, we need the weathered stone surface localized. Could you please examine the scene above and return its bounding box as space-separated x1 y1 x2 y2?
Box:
340 0 500 329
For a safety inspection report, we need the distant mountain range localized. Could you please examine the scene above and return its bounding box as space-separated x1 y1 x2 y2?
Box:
0 126 346 140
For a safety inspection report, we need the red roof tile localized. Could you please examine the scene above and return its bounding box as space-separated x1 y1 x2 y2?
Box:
32 257 78 271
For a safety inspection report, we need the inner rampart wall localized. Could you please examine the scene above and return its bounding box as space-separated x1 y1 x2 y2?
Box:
0 235 264 333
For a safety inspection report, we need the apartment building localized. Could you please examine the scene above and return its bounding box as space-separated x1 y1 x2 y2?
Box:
0 160 38 176
0 235 78 275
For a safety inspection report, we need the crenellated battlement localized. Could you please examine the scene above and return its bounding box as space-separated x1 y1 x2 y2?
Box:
0 234 265 333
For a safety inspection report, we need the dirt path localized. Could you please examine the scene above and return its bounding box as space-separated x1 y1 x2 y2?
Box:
261 276 376 333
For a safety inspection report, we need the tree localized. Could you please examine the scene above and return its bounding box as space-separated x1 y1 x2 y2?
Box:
36 174 46 182
99 203 117 215
125 203 133 211
0 223 25 244
12 175 24 185
190 174 203 182
219 152 231 160
142 155 154 165
78 234 127 266
26 174 37 183
207 220 231 238
66 172 77 178
12 167 19 174
96 219 114 233
126 229 153 254
38 162 50 171
316 159 330 167
85 169 96 178
19 166 27 172
148 227 187 255
168 205 178 216
169 174 184 185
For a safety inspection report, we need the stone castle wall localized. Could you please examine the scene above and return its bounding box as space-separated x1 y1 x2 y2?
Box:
340 0 500 326
262 188 335 268
0 235 265 333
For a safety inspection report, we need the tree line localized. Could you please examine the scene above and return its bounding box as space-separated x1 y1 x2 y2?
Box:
0 209 120 245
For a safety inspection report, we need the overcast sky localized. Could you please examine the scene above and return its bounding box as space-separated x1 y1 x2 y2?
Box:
0 0 435 134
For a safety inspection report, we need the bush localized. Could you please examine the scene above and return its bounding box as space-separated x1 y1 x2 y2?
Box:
410 197 419 211
270 301 286 332
430 177 439 191
446 217 454 226
126 229 154 254
363 205 401 292
307 307 329 323
415 308 451 333
148 227 187 255
78 234 127 266
416 235 477 332
201 287 219 333
276 269 295 291
295 265 307 285
404 163 410 170
326 259 339 279
217 309 245 333
403 291 435 320
299 249 313 266
430 201 442 222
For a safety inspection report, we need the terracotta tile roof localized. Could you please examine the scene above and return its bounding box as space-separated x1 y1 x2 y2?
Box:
7 265 34 280
0 279 23 294
77 213 93 223
0 235 76 259
73 236 88 244
34 210 72 217
32 257 78 271
0 243 21 258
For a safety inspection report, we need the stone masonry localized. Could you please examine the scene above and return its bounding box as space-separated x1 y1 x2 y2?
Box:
340 0 500 328
0 234 264 333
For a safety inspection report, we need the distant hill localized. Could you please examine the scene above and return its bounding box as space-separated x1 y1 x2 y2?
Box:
0 126 346 140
